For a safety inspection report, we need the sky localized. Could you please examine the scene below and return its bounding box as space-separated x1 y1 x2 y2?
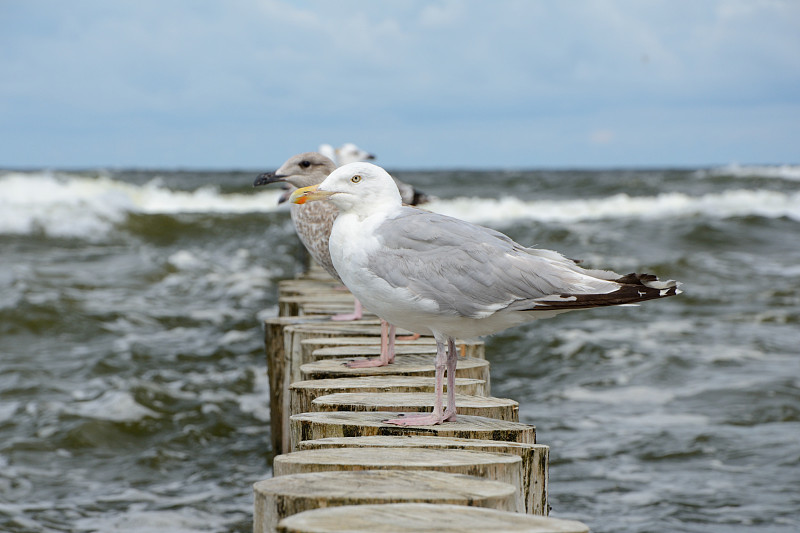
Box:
1 0 799 169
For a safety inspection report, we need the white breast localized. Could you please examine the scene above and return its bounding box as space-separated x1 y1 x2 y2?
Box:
328 212 438 336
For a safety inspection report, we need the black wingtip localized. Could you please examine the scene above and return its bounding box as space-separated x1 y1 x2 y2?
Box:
525 272 681 312
411 189 432 205
614 272 681 293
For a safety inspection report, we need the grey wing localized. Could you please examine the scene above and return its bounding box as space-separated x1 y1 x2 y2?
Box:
369 209 679 318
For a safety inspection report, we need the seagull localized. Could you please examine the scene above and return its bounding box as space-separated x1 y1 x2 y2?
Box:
318 142 375 166
319 143 431 205
255 153 340 282
290 162 681 426
254 152 407 367
334 142 377 166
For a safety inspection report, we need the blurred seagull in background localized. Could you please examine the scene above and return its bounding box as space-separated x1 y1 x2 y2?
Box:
319 143 431 205
320 142 376 166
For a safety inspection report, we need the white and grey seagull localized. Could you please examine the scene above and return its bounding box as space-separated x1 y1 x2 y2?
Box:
290 162 681 426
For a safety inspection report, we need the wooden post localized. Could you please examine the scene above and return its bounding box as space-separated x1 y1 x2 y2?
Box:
279 293 358 317
276 503 590 533
263 316 331 455
303 336 485 360
254 470 518 533
290 376 487 427
300 353 490 388
311 343 439 357
286 323 394 384
276 321 388 454
269 316 484 454
297 435 548 516
273 447 525 513
277 278 341 296
277 274 359 317
311 392 518 421
290 411 535 452
259 272 566 528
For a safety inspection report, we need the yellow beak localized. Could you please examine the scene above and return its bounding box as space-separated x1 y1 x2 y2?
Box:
289 185 335 204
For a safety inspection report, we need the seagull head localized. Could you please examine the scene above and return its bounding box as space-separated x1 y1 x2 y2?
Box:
289 162 402 216
253 152 336 191
336 143 376 165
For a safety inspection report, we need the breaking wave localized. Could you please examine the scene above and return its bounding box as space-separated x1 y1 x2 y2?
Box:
0 171 284 238
430 189 800 225
696 163 800 181
2 170 799 239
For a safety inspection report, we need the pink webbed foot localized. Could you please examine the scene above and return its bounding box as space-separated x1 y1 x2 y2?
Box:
345 319 395 368
383 409 456 426
395 332 421 341
345 357 390 368
331 298 364 322
330 312 360 321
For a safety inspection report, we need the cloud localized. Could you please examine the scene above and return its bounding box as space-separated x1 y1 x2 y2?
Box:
419 0 464 27
590 129 616 145
0 0 798 167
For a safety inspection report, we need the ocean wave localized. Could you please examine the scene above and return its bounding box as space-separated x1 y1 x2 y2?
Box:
0 171 284 238
2 171 799 239
66 389 161 422
73 507 236 533
428 189 800 225
696 163 800 181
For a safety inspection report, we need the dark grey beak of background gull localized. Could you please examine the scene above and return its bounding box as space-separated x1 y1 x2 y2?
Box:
254 172 294 204
253 172 286 187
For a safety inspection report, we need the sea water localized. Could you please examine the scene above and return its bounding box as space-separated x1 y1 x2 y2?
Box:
1 165 798 532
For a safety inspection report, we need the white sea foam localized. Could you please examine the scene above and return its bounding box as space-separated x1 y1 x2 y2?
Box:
428 188 800 225
2 170 799 239
237 365 271 422
73 508 233 533
697 163 800 181
0 171 284 238
0 171 134 237
67 390 161 422
563 385 676 405
0 400 20 423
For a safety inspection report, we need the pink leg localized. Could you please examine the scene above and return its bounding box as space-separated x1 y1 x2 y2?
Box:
395 332 421 341
331 298 363 321
346 320 396 368
443 338 458 421
387 323 396 361
384 338 449 426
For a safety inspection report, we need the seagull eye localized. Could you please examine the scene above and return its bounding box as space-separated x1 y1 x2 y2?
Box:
300 160 311 168
350 175 362 183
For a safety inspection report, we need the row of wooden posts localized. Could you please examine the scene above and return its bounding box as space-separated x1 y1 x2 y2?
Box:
252 266 590 532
